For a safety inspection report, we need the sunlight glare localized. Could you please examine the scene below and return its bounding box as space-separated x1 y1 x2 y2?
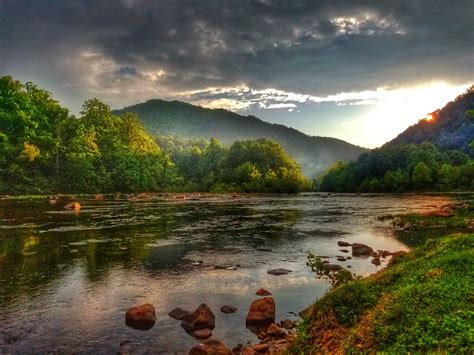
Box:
359 82 469 147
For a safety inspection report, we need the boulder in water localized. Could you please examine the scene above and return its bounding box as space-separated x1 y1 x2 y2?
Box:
351 243 374 257
246 297 275 325
181 303 215 332
125 304 156 330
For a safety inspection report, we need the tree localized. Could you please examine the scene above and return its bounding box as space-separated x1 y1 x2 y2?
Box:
412 162 432 188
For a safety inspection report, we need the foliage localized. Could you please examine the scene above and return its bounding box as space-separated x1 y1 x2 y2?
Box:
157 135 310 192
306 252 357 287
0 76 309 194
318 141 474 192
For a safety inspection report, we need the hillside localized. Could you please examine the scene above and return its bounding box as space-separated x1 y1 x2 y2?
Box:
386 86 474 151
113 100 366 178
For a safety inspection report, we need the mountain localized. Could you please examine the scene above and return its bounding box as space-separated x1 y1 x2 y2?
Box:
113 100 366 177
386 86 474 151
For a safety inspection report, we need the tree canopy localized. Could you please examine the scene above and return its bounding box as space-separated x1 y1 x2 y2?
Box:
0 76 309 194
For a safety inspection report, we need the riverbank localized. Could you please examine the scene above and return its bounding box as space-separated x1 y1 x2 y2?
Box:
289 203 474 353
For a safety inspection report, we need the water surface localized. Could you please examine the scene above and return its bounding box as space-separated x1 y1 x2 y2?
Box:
0 193 454 353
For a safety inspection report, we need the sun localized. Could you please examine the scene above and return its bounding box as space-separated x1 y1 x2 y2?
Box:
424 113 434 121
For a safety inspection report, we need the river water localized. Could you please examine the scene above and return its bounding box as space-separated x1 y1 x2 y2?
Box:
0 193 454 353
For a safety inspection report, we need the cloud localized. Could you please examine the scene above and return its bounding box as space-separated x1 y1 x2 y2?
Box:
0 0 472 116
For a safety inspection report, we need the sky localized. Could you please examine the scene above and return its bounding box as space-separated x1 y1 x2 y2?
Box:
1 0 473 148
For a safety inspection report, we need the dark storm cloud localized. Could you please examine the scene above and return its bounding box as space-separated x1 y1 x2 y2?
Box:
0 0 472 111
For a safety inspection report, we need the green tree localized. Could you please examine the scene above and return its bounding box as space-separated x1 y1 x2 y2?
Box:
412 162 432 188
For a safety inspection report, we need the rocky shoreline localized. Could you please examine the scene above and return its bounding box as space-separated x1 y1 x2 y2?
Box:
120 236 409 354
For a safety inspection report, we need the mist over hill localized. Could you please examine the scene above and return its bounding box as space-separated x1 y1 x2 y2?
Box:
113 100 367 177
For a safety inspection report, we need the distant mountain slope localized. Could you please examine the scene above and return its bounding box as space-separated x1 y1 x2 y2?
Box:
386 86 474 151
114 99 366 177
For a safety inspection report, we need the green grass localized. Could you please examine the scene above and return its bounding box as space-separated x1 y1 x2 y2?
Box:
290 233 474 353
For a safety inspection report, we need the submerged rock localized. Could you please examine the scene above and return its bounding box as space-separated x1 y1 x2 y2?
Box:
246 297 275 325
267 268 292 276
192 328 212 340
64 202 81 211
255 288 272 296
189 339 231 355
220 305 238 314
168 307 189 320
125 304 156 330
351 243 374 257
337 241 352 247
181 303 215 332
371 257 381 266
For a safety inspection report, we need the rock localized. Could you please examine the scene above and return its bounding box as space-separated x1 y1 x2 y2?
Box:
388 250 408 266
241 345 256 355
255 288 272 296
125 304 156 330
336 256 346 261
192 328 212 340
351 243 374 257
232 344 243 354
168 307 189 320
253 343 270 353
298 304 315 318
337 241 352 247
323 264 343 271
267 323 286 338
393 217 402 227
280 319 295 329
379 250 392 258
221 305 238 314
64 202 81 211
402 222 413 231
246 297 275 325
181 303 216 332
371 257 381 266
339 249 349 253
189 339 232 355
267 268 292 276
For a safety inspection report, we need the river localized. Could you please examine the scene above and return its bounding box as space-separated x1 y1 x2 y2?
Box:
0 193 454 353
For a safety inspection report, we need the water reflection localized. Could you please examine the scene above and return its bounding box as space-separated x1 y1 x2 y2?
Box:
0 193 457 352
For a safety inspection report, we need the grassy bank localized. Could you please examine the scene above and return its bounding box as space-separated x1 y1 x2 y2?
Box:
291 209 474 353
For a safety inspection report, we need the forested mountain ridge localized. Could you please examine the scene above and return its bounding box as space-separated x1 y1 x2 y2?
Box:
386 86 474 151
0 75 309 194
113 99 367 178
